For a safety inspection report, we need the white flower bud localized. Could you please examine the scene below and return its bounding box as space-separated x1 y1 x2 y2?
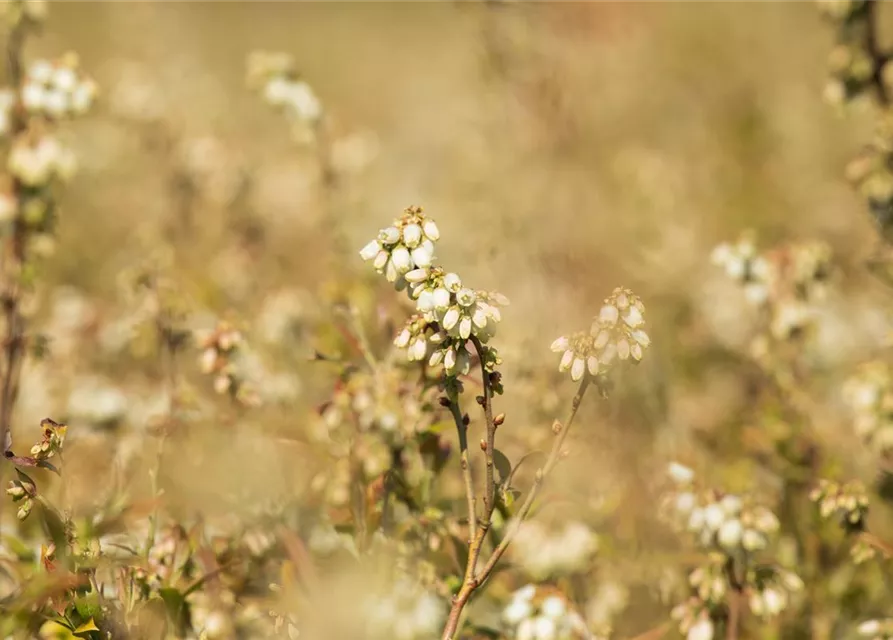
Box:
593 329 610 350
444 272 462 292
571 357 585 381
432 288 451 310
385 258 398 282
675 491 696 514
630 343 644 361
472 306 489 328
668 462 695 484
417 289 434 312
532 616 555 640
373 249 389 270
43 89 68 117
422 219 440 241
551 336 569 352
30 60 53 84
394 328 411 348
442 307 460 331
858 620 881 636
687 507 705 531
410 337 428 361
390 247 412 273
601 342 617 365
503 598 532 625
517 619 535 640
456 288 476 307
459 316 472 340
631 329 651 347
404 268 428 283
429 349 444 367
741 528 765 551
718 518 743 549
720 495 742 515
704 503 725 530
686 616 713 640
379 226 400 245
22 82 45 111
444 347 457 373
540 596 566 619
410 245 433 268
623 305 644 328
587 356 599 376
360 239 381 261
617 338 631 360
559 350 573 371
402 223 422 247
456 348 470 374
53 67 77 92
599 304 619 326
762 587 786 616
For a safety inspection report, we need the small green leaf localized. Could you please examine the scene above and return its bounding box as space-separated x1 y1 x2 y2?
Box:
74 618 99 635
492 449 512 484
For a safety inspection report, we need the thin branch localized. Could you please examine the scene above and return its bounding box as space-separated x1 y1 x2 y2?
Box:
447 388 477 553
470 336 497 525
440 377 591 640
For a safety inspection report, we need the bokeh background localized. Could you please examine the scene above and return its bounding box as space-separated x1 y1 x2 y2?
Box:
6 2 893 636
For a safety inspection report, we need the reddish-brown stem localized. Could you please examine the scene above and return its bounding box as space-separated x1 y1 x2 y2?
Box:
440 377 591 640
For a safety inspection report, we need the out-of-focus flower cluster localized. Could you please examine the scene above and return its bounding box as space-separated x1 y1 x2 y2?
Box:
843 361 893 455
359 576 445 640
810 478 881 563
816 0 888 108
551 287 650 381
5 418 66 521
663 463 803 635
844 111 893 239
510 520 598 580
311 357 446 509
859 619 893 640
247 50 322 143
197 320 260 407
361 205 508 378
711 233 832 343
20 53 97 121
502 584 592 640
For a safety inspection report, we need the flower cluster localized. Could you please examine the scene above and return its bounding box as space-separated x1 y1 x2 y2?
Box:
810 478 869 529
311 359 446 508
670 600 714 640
360 206 439 284
842 361 893 455
359 577 445 640
663 463 779 554
663 463 802 635
197 321 259 406
5 418 67 520
21 54 97 121
551 287 650 381
510 520 599 580
815 0 882 107
845 112 893 236
711 233 832 341
247 50 322 141
859 619 893 640
361 206 508 378
502 585 591 640
810 478 880 563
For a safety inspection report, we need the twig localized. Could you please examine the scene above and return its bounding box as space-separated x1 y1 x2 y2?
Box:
440 377 591 640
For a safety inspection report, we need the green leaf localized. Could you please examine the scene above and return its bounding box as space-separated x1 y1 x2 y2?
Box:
73 593 102 621
158 588 189 633
492 449 512 484
74 618 99 635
